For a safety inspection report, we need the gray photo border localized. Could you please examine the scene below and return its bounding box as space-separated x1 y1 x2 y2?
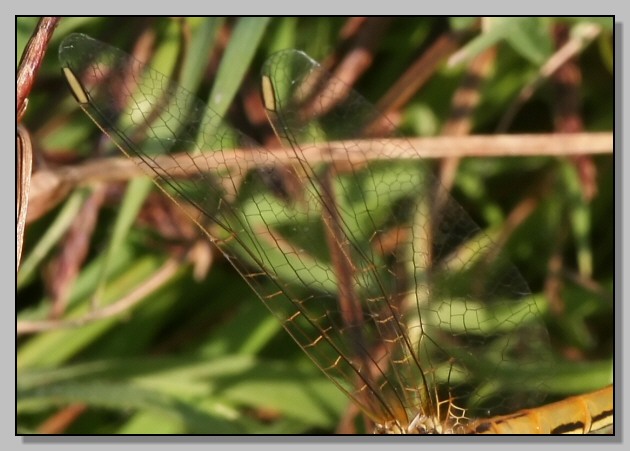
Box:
10 5 626 451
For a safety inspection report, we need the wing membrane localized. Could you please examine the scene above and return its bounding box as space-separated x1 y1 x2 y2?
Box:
59 34 553 432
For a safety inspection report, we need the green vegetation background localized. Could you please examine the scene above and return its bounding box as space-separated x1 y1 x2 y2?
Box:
17 17 613 434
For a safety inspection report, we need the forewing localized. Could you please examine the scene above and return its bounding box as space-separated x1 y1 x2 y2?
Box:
59 35 553 430
260 50 555 423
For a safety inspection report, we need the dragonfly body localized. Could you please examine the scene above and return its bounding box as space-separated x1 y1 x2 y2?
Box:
372 384 613 434
462 384 613 434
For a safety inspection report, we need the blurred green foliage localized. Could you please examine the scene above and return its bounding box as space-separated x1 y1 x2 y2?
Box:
17 17 613 434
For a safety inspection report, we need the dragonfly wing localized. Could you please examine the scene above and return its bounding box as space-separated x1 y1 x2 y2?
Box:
260 49 555 425
59 34 554 432
59 34 407 426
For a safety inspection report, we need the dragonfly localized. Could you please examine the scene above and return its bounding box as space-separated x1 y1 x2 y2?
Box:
58 33 613 434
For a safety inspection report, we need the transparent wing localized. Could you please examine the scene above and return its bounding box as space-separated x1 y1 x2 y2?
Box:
259 50 554 426
59 34 553 432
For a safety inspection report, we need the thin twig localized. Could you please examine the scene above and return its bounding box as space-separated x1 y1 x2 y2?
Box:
437 46 496 208
375 32 462 117
17 257 181 335
496 23 601 132
37 404 87 434
330 18 393 89
16 17 60 121
26 132 612 224
17 126 33 269
47 185 107 318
